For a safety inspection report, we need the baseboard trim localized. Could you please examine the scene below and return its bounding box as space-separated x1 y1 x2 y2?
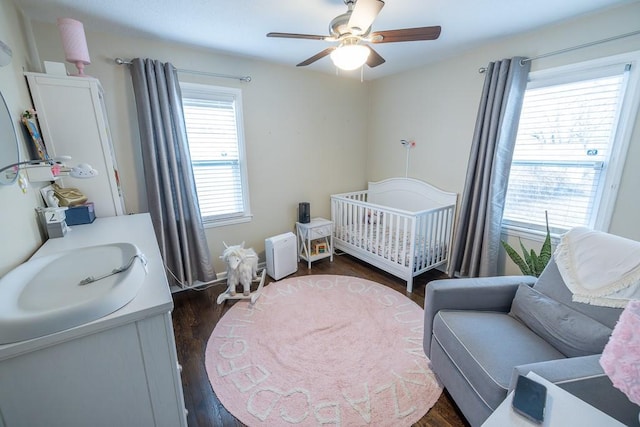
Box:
170 261 267 294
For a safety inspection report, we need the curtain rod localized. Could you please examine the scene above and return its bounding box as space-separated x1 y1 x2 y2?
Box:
478 29 640 73
114 57 252 82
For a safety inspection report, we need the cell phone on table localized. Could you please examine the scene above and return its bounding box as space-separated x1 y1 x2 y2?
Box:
512 375 547 424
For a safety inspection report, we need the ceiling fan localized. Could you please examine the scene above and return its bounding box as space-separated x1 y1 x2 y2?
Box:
267 0 441 70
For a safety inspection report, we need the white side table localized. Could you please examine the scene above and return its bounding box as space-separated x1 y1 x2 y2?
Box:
296 217 334 269
482 372 625 427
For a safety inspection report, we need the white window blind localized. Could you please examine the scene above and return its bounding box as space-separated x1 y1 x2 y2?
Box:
503 62 630 233
181 84 250 225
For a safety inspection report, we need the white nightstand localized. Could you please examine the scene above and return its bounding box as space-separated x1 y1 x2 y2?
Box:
482 372 625 427
296 217 334 269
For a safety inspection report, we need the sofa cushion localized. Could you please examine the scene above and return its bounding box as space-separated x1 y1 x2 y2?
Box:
534 259 622 329
510 284 613 357
432 310 564 411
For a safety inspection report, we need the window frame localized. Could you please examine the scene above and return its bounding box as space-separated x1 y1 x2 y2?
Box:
180 82 252 228
502 50 640 241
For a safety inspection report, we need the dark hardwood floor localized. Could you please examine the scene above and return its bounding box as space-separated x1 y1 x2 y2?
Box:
171 252 469 427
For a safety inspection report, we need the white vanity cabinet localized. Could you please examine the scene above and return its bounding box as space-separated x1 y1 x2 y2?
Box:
24 72 125 217
0 312 186 426
0 214 187 427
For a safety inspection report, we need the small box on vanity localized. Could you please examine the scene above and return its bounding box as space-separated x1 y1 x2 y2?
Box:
36 206 68 239
65 202 96 226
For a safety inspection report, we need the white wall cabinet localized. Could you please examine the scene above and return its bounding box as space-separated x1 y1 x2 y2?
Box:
25 72 125 217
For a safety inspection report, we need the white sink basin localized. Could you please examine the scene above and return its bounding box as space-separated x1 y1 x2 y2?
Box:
0 243 147 344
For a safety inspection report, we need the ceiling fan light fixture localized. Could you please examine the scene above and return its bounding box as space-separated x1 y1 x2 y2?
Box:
330 44 370 71
268 0 441 70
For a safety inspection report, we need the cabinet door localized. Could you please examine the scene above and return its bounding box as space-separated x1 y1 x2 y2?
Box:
25 73 125 217
0 323 156 426
137 312 188 426
0 314 187 427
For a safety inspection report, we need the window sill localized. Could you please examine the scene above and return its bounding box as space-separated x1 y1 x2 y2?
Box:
501 223 561 245
203 214 253 228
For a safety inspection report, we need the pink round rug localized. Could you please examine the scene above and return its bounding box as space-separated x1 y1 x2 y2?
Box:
205 275 442 426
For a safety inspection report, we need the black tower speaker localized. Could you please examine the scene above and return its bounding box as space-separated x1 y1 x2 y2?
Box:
298 202 310 223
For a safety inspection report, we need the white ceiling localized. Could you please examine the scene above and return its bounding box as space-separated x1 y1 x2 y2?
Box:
14 0 637 80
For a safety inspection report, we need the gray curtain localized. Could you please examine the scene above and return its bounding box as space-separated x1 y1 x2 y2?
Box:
130 58 216 287
448 57 530 278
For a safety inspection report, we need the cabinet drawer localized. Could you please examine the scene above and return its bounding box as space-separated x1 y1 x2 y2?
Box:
309 225 332 239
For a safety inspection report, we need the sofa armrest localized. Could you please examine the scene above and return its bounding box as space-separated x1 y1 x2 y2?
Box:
512 356 639 426
510 354 603 391
423 275 536 356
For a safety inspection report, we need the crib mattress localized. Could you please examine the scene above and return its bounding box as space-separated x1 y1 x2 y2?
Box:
335 224 446 268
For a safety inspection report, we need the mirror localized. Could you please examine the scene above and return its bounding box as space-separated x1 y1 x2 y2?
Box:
0 90 20 185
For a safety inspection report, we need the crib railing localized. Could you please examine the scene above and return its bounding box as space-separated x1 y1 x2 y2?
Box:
331 190 455 274
333 193 415 266
413 204 456 271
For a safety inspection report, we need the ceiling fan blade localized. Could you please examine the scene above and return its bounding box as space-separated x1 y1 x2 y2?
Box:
371 26 441 43
366 46 385 68
267 32 328 41
297 47 337 67
348 0 385 34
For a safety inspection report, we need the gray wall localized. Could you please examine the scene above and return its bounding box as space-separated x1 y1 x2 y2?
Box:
0 0 47 276
1 0 639 276
3 5 370 274
367 3 640 273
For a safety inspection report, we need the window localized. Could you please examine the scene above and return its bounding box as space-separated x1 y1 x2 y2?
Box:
180 83 251 227
503 52 640 236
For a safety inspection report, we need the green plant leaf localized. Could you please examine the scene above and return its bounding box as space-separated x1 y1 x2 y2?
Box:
520 239 535 274
502 211 554 277
501 240 532 275
537 211 552 274
530 250 540 276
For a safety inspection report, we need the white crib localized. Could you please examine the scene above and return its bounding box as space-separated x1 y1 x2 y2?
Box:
331 178 457 292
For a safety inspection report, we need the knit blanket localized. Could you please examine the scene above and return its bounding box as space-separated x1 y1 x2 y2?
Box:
554 227 640 308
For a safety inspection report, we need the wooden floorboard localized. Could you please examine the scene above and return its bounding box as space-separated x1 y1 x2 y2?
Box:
172 252 470 427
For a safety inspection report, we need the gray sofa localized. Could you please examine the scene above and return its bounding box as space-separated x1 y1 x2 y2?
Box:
424 258 639 426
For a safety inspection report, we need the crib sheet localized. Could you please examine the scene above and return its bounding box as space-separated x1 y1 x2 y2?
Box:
336 224 446 268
